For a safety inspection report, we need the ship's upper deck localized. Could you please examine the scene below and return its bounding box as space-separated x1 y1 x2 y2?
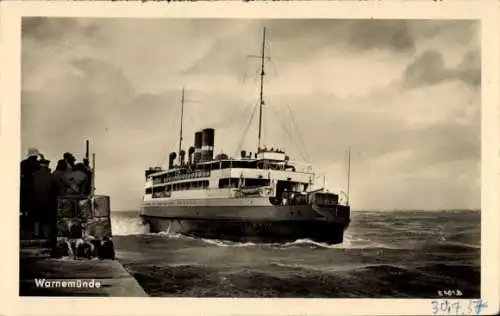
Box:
145 148 313 187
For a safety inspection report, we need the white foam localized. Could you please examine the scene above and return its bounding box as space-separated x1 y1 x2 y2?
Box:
110 216 396 250
111 215 149 236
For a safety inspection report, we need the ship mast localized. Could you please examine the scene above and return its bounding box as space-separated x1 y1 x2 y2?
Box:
346 147 351 206
257 27 266 152
178 87 185 165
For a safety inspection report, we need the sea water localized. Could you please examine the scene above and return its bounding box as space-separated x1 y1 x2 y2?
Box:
111 210 480 298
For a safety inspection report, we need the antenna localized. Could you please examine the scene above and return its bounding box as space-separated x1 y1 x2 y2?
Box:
178 87 185 165
346 148 351 206
85 140 89 160
257 27 266 152
91 153 96 197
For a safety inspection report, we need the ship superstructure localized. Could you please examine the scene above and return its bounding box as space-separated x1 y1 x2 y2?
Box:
139 28 351 244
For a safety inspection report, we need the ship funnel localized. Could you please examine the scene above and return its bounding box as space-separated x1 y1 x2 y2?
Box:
179 149 186 166
168 152 177 169
193 131 203 163
240 150 246 159
201 128 215 162
188 146 195 165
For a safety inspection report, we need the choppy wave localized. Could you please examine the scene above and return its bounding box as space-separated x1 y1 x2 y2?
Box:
111 210 480 298
124 261 480 298
111 214 149 236
110 211 479 251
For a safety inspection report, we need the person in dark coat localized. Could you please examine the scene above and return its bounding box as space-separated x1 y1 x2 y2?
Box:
82 158 92 194
52 159 76 196
31 157 53 238
20 148 41 205
20 148 41 238
66 163 89 195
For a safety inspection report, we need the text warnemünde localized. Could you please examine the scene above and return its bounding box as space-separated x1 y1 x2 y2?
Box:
34 278 102 288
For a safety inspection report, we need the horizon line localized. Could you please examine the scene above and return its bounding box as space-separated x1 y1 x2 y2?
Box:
111 208 481 212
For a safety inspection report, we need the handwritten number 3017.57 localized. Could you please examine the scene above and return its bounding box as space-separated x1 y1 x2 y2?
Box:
431 299 488 315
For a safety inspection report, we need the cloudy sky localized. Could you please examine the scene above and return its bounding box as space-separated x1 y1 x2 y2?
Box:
21 18 480 211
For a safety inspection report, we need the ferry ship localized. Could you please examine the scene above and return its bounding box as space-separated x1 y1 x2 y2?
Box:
139 28 351 244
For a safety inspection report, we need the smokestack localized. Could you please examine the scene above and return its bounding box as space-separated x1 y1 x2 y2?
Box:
188 146 195 165
201 128 215 162
168 152 177 169
240 150 246 159
193 131 202 163
179 150 186 166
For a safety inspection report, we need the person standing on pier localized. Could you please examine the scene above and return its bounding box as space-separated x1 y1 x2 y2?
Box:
31 157 54 238
63 152 76 171
82 158 92 195
52 159 77 196
66 163 89 195
20 147 41 239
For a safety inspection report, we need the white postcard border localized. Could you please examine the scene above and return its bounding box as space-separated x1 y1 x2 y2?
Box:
0 1 498 315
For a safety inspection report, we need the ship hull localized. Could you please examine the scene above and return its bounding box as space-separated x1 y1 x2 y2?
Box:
140 204 350 245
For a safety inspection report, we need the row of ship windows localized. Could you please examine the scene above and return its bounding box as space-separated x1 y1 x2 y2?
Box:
150 162 298 185
146 180 210 194
152 170 211 185
145 178 271 195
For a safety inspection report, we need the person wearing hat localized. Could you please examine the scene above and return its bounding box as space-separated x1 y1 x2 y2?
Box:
21 147 41 180
20 147 42 238
63 152 76 171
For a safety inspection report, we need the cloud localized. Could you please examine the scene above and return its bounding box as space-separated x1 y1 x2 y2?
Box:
456 49 481 86
260 19 416 54
22 18 81 42
21 18 480 210
402 49 481 88
183 19 417 78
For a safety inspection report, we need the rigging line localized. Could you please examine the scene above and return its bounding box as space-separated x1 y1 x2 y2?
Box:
236 99 259 153
235 100 259 156
268 57 311 162
267 57 280 81
186 108 197 135
242 56 257 84
286 102 311 162
159 104 181 167
183 107 198 141
265 100 293 144
226 95 249 129
253 68 261 84
266 40 280 81
265 56 310 162
269 58 279 81
266 100 308 162
241 58 249 84
228 100 254 154
288 106 310 163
